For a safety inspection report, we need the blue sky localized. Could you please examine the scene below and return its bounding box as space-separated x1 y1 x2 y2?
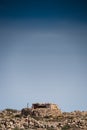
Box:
0 0 87 111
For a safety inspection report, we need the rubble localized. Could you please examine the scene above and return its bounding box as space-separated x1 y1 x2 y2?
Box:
0 103 87 130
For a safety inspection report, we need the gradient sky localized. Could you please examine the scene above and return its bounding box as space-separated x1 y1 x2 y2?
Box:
0 0 87 112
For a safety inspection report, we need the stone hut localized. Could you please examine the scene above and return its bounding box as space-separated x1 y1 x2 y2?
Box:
21 103 62 117
32 103 58 110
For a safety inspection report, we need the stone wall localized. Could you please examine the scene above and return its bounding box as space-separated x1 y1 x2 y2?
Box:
50 104 58 110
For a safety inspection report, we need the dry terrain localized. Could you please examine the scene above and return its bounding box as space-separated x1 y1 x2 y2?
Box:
0 103 87 130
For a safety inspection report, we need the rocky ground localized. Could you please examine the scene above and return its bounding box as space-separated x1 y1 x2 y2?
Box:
0 106 87 130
